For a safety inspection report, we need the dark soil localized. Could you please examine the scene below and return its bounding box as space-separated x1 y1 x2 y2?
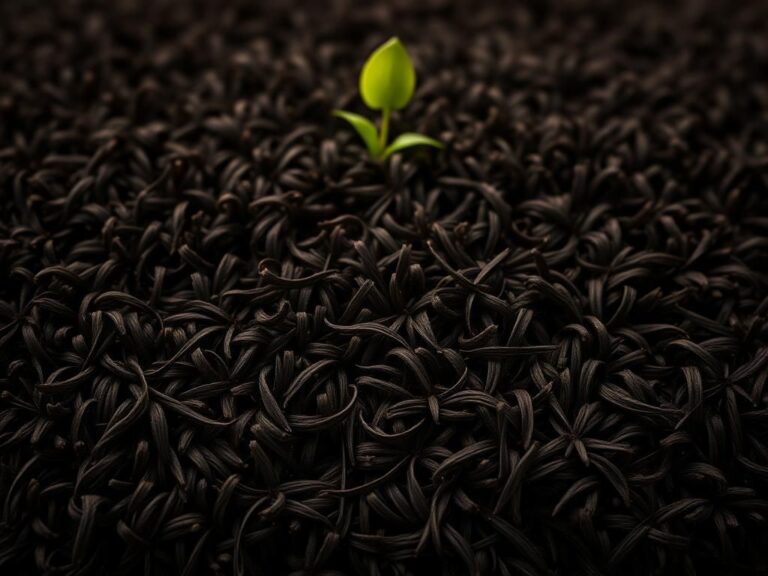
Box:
2 0 768 574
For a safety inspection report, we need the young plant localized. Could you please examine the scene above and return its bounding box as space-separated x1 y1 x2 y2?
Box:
334 37 442 160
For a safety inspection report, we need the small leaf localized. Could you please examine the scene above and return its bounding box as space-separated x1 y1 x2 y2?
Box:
333 110 380 156
382 132 443 159
360 37 415 111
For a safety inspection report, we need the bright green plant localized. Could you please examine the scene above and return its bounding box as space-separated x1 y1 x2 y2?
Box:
334 37 442 160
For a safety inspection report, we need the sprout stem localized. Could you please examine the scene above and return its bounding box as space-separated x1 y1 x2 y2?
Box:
378 108 390 155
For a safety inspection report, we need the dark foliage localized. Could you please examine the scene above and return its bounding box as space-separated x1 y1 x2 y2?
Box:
1 0 768 574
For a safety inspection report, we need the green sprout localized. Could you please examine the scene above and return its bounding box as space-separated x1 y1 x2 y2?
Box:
334 37 443 161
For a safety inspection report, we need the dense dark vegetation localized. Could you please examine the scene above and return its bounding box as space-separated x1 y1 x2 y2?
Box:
1 0 768 574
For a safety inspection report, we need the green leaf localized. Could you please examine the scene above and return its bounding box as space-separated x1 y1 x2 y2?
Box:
333 110 381 156
382 132 443 160
360 37 415 111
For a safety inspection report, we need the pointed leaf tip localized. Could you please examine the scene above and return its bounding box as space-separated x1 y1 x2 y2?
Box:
360 37 416 111
333 110 381 156
382 132 443 160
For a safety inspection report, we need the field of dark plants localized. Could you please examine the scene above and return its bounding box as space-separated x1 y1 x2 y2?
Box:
1 0 768 574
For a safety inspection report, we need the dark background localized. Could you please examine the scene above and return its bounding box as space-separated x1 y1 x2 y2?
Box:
1 1 768 575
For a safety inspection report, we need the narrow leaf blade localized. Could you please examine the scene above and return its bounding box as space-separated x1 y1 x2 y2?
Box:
382 132 443 159
333 110 380 156
360 37 415 111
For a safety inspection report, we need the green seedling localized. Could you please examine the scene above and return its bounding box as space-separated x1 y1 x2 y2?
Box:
334 37 442 160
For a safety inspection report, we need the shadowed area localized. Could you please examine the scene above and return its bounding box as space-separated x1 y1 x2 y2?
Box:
1 0 768 574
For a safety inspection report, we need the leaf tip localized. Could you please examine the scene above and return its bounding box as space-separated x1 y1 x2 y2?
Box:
360 36 416 111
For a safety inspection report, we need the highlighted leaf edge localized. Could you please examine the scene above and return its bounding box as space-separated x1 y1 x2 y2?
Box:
382 132 443 160
333 110 381 156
